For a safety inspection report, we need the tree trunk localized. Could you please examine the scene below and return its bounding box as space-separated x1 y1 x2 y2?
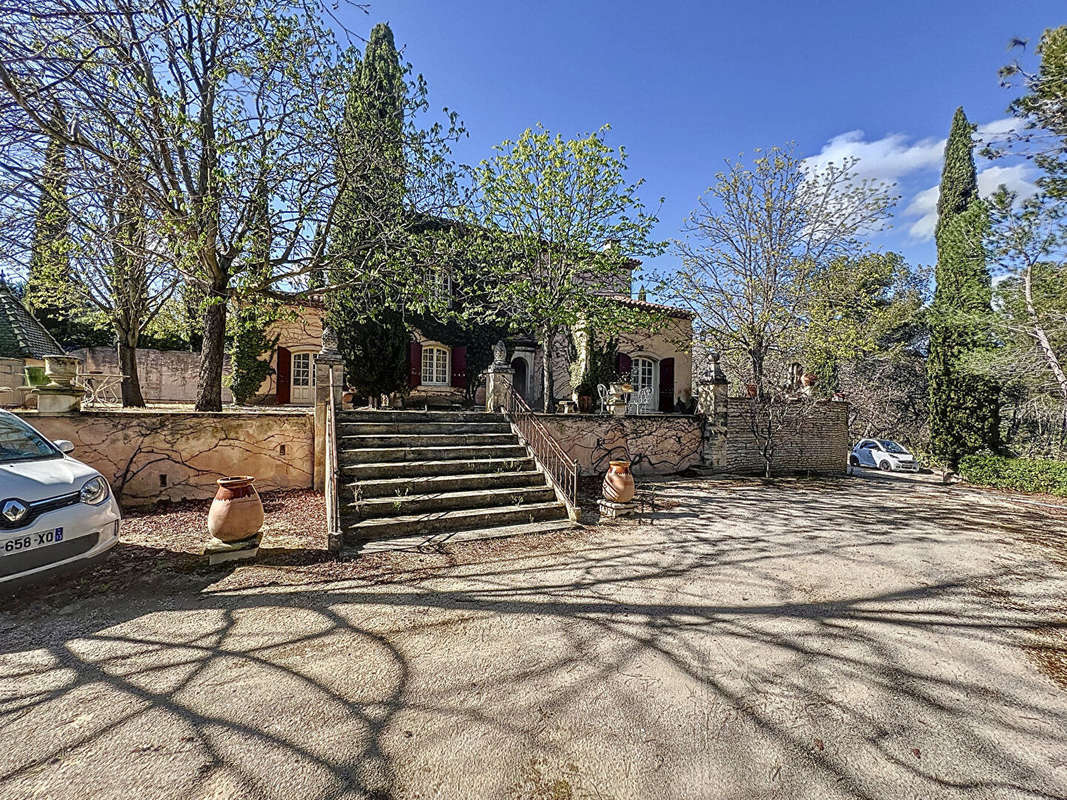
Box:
541 328 555 413
195 287 227 411
117 329 146 408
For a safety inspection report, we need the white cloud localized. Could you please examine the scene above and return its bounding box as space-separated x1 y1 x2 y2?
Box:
903 164 1039 241
805 118 1018 184
805 130 944 181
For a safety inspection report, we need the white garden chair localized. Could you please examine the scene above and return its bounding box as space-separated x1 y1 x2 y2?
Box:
628 386 653 415
597 384 610 414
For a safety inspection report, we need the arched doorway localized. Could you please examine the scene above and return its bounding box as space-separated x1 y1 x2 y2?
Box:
511 357 528 400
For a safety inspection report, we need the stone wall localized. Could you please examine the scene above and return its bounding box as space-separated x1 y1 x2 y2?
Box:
535 414 703 476
15 410 313 506
0 357 24 407
71 347 234 405
725 398 849 475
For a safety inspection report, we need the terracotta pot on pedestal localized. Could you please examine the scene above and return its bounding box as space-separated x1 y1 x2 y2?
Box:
602 460 635 503
207 476 264 542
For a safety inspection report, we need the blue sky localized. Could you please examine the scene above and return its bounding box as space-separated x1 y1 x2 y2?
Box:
338 1 1064 284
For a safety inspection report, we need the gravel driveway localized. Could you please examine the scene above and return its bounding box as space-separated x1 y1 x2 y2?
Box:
1 473 1066 800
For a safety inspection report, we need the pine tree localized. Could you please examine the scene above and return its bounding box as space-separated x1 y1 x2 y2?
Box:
928 107 1000 469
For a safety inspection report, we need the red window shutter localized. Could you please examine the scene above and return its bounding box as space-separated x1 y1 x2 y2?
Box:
616 353 632 379
451 346 467 388
658 357 675 411
276 347 291 404
409 342 422 388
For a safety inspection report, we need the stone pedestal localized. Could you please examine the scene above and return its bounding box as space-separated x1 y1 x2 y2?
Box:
697 352 730 470
486 364 515 413
204 532 261 565
34 387 84 413
598 499 636 521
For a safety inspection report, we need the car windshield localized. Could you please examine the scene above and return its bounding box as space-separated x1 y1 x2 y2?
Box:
0 415 60 463
879 440 908 454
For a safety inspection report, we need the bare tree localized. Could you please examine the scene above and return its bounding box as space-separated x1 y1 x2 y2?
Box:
667 146 896 393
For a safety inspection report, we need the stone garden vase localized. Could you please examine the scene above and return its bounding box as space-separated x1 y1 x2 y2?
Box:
43 355 81 388
207 476 265 543
602 460 635 503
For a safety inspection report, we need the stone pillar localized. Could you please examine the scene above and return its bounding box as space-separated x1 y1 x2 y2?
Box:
313 324 344 491
697 352 729 470
485 340 514 413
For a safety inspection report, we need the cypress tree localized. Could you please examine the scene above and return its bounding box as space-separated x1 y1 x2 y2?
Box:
26 112 76 343
928 107 1000 469
328 22 413 398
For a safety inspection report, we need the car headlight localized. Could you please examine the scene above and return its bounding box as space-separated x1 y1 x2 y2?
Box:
80 476 110 505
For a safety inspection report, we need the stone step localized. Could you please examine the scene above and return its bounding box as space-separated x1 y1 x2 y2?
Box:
340 444 529 465
344 501 568 542
338 421 513 435
350 470 547 499
348 519 577 555
338 410 502 424
347 485 558 519
339 432 518 449
341 456 536 481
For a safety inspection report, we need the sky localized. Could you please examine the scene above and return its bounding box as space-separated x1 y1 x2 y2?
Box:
335 0 1065 285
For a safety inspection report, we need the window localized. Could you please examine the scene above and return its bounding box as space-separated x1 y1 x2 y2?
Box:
0 414 59 464
421 346 449 386
632 357 655 393
292 352 312 387
433 270 452 307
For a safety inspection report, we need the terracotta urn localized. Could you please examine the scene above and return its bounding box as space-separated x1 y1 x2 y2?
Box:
602 460 636 503
746 383 758 399
207 476 265 542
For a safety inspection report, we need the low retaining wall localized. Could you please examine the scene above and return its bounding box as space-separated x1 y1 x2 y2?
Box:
725 398 849 475
535 414 703 476
16 410 314 506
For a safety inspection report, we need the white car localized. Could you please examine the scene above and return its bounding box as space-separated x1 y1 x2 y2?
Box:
850 438 920 472
0 410 120 588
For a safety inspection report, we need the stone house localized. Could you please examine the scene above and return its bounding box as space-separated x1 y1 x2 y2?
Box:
0 279 63 407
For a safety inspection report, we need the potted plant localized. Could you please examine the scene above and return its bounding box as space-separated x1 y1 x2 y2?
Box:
573 381 594 413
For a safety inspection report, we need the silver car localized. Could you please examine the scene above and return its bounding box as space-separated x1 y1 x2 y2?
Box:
0 411 121 588
849 438 920 472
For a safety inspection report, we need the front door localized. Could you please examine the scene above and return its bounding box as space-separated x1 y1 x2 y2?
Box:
290 351 313 405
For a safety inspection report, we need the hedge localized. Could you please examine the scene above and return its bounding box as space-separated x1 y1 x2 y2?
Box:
958 454 1067 497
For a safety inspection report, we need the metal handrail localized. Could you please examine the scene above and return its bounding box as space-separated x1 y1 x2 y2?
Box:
499 377 578 518
324 367 342 554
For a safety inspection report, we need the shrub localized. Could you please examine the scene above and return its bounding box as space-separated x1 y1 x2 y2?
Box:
958 453 1067 497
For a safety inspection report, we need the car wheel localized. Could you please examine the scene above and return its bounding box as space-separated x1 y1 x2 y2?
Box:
879 460 892 471
849 455 860 466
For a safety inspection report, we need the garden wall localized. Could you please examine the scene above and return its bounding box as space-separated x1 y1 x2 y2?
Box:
15 410 313 506
69 347 234 405
535 413 703 476
725 398 849 475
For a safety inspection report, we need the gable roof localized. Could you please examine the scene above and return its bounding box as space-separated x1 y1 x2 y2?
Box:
0 280 64 359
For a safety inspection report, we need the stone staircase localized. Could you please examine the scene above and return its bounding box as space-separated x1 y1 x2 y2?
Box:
338 410 572 552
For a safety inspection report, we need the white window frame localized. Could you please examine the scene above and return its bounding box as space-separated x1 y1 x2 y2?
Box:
291 352 313 388
433 270 453 308
421 344 450 386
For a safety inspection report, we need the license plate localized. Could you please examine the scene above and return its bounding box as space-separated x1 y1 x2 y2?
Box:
2 527 64 555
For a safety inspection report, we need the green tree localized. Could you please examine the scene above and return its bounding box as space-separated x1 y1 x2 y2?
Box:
928 108 1000 469
324 22 465 399
25 118 78 344
462 124 663 411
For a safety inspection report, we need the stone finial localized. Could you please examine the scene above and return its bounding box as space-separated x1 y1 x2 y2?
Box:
320 322 339 356
703 352 728 385
492 340 507 367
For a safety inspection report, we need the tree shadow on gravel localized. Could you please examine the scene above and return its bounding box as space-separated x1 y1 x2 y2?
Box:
0 476 1065 799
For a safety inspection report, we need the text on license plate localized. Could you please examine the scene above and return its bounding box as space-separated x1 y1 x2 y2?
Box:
3 527 64 554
